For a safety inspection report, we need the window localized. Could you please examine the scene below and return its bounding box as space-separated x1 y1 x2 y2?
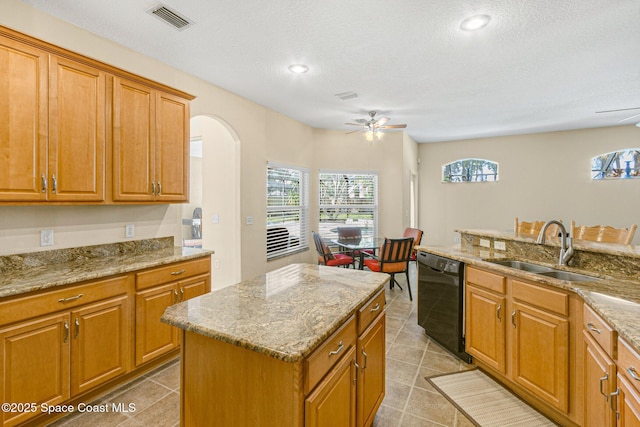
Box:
442 158 499 183
592 148 640 180
266 163 309 260
319 172 378 239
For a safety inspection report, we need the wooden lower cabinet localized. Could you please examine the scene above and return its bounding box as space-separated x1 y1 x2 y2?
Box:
465 283 506 374
584 330 616 427
356 314 385 427
305 346 357 427
0 313 70 427
617 373 640 427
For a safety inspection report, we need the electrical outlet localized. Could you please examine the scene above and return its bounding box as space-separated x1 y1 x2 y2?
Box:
480 238 491 248
495 241 506 251
125 224 135 238
454 236 461 243
213 259 220 269
40 229 54 246
246 216 253 225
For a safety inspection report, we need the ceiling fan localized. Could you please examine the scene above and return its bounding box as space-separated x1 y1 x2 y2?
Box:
345 111 407 135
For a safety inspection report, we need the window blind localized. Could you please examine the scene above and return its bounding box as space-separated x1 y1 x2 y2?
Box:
266 163 309 260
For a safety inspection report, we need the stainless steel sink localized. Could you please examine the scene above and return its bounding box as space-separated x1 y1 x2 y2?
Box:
536 270 600 282
486 260 555 274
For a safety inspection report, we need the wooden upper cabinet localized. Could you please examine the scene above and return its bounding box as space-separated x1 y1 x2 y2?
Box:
0 36 48 201
49 56 106 202
113 77 189 202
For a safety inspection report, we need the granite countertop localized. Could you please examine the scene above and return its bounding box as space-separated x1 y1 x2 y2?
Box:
415 243 640 355
161 263 389 363
0 237 214 299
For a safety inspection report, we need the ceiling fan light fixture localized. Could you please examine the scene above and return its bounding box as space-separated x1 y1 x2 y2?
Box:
460 14 491 31
288 64 309 74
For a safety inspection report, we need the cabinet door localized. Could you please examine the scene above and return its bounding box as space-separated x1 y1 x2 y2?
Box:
512 302 569 413
584 331 616 427
112 77 155 201
71 295 130 396
155 91 189 202
0 313 70 427
356 314 385 427
305 346 356 427
179 274 210 302
0 36 48 201
135 283 179 366
48 55 105 201
617 373 640 427
465 284 506 374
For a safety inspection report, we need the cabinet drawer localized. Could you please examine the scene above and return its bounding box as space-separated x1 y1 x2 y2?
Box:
305 315 356 395
358 289 385 335
512 280 569 316
619 337 640 394
135 257 210 290
0 275 130 326
466 267 506 294
584 304 616 358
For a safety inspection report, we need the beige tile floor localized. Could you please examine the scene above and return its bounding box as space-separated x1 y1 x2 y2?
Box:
52 268 474 427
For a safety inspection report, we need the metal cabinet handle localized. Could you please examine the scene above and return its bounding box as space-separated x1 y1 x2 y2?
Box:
41 175 47 193
353 361 359 384
51 175 57 194
599 373 609 399
171 269 186 276
628 366 640 381
180 288 185 301
329 340 344 356
496 304 502 322
370 303 381 312
74 318 80 339
610 388 619 418
173 289 179 304
157 182 162 195
511 310 517 328
63 321 69 343
587 323 602 334
151 182 156 195
58 294 84 303
361 348 368 370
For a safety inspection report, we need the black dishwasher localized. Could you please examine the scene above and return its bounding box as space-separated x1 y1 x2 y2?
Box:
417 252 472 363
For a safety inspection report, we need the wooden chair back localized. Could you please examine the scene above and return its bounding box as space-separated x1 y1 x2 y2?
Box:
515 217 560 238
570 221 637 245
337 226 362 241
402 227 424 259
377 237 414 273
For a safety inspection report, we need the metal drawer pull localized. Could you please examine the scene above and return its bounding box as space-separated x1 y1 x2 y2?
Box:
63 321 69 343
41 175 47 193
599 373 609 399
511 310 517 328
587 323 602 334
329 341 344 356
496 304 502 322
157 182 162 195
171 269 186 276
370 303 381 312
361 348 368 369
151 182 156 195
74 318 80 339
51 175 57 194
180 288 185 301
628 366 640 381
58 294 84 303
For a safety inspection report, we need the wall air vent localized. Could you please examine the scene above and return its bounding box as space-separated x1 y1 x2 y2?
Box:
147 4 195 31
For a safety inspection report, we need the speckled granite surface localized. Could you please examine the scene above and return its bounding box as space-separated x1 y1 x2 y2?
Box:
415 237 640 356
161 263 389 363
0 237 214 298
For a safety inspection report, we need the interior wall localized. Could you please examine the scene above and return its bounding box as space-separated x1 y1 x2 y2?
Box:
418 125 640 246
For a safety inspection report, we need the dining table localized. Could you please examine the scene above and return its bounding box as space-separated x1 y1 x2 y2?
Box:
331 236 385 270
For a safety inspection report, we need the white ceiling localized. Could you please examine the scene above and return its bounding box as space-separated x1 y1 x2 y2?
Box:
19 0 640 143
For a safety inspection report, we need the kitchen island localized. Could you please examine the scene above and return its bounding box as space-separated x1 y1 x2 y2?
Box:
161 263 389 427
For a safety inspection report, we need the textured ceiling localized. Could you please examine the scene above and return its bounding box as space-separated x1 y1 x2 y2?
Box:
19 0 640 143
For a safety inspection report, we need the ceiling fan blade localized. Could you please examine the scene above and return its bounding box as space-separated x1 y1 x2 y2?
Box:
379 124 407 129
617 112 640 122
345 129 363 134
374 117 390 127
353 119 369 124
345 123 365 126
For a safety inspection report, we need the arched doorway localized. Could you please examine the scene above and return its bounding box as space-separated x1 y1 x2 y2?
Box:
184 115 241 289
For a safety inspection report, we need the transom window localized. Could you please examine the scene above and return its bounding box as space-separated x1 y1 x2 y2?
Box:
592 148 640 180
266 163 309 260
318 172 378 239
442 158 498 183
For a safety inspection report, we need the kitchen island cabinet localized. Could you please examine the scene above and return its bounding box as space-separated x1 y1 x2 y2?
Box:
161 263 388 427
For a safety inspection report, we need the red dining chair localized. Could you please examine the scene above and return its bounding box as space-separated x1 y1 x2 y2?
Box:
402 227 423 262
363 237 414 300
312 231 354 268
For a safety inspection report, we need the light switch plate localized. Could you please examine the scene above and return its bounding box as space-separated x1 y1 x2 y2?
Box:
480 238 491 248
495 241 506 251
125 224 135 238
246 216 253 225
40 229 54 246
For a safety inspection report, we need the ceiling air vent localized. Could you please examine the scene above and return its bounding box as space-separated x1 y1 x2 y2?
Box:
335 91 358 101
147 4 195 31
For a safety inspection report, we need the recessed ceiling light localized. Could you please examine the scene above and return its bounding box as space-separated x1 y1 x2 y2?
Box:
460 14 491 31
288 64 309 74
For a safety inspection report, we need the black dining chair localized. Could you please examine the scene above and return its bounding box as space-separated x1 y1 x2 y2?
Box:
312 231 354 268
